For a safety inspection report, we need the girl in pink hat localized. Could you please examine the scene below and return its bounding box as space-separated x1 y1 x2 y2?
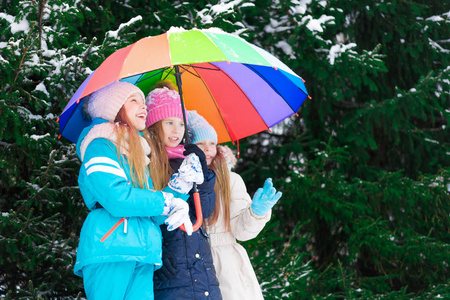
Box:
145 81 222 300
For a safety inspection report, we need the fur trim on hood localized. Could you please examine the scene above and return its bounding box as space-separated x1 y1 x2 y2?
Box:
79 122 151 165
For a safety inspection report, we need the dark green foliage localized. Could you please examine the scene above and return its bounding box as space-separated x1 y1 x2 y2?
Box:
1 0 449 298
0 0 137 297
236 0 450 298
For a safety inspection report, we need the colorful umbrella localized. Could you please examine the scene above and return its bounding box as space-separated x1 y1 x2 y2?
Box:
58 27 310 145
58 27 310 232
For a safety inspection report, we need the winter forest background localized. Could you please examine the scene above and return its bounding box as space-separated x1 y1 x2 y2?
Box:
1 0 450 299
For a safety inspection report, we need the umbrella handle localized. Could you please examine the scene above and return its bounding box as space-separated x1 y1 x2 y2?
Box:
175 66 203 232
179 189 203 232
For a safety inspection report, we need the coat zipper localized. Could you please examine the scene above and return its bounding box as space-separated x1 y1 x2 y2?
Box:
100 217 128 242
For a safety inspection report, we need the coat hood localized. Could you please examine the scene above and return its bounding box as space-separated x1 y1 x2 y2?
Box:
76 118 150 165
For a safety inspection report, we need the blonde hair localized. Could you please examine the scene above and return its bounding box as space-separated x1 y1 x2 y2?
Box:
144 80 180 190
145 121 174 190
152 80 178 91
207 149 231 232
114 107 149 189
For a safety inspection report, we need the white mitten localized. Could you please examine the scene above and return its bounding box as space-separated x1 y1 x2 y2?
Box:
168 153 204 194
161 192 193 235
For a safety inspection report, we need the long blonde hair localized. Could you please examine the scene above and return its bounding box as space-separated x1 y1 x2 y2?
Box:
207 149 231 232
145 121 174 190
144 79 180 190
114 107 149 189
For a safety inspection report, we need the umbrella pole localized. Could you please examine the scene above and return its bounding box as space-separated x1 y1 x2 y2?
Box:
174 65 203 233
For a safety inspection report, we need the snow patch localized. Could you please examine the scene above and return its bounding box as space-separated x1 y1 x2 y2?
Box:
275 41 296 59
106 16 142 39
30 133 51 140
0 12 30 34
35 82 50 97
302 15 335 33
327 43 357 65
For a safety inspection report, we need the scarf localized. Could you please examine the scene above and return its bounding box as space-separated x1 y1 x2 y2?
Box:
166 144 186 159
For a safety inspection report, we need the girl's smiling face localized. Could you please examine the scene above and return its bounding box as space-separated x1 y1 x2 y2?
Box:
123 93 147 131
161 117 185 147
195 139 217 166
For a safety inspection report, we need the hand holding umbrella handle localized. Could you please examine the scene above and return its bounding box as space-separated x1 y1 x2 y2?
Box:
179 184 203 232
176 65 204 233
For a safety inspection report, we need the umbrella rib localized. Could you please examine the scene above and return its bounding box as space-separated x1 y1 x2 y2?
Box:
190 64 234 142
185 64 222 71
133 67 170 84
178 64 223 79
161 68 173 81
178 65 201 79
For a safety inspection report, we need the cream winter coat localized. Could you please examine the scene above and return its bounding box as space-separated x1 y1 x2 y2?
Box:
206 172 271 300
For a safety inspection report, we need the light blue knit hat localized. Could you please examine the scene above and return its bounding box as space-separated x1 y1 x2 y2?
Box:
187 110 218 144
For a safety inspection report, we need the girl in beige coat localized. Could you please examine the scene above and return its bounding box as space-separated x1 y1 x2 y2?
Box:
187 110 282 299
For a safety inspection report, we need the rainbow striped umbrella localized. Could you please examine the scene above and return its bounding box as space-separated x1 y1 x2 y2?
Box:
58 27 309 144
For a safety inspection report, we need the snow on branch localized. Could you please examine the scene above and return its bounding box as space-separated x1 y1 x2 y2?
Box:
0 12 30 34
105 15 143 39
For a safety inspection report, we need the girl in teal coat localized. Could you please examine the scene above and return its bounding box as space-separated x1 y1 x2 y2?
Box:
74 82 202 299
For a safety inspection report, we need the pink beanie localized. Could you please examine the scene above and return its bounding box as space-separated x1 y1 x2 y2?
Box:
145 87 184 127
88 82 145 122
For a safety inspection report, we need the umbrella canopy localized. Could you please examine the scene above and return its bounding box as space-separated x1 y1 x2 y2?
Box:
58 27 309 144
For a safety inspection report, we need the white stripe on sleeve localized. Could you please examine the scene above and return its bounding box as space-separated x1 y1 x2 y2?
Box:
84 157 121 169
86 165 127 179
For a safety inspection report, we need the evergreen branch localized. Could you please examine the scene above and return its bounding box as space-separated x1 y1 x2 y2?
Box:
38 0 47 62
398 127 446 133
333 100 367 109
17 87 40 102
10 21 36 93
41 148 55 182
81 37 97 64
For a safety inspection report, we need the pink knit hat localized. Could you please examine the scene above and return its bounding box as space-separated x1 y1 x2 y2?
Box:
145 87 184 127
88 82 145 122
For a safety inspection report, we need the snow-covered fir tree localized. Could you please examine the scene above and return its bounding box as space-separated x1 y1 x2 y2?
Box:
1 0 449 298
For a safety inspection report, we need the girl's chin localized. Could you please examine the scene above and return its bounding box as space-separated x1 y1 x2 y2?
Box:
134 122 146 131
130 118 146 130
166 140 180 147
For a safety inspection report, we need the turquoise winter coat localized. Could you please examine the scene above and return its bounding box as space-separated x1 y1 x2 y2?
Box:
74 118 188 277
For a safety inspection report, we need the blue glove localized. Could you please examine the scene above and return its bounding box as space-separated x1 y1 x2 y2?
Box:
250 178 282 216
